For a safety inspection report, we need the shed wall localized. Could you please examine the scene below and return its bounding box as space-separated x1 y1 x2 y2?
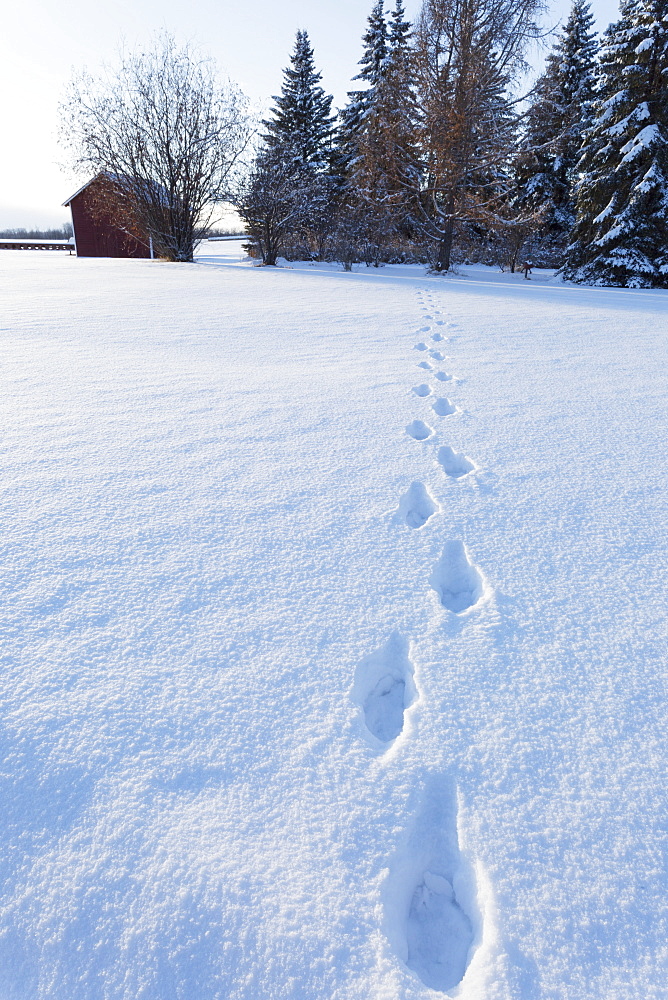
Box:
70 184 150 259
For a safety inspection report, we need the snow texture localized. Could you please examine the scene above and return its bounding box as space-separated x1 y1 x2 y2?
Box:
1 244 668 1000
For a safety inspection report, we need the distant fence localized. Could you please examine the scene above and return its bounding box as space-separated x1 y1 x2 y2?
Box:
0 235 244 253
0 239 73 252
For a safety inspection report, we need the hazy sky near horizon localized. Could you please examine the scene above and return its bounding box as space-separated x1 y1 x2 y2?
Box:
1 0 620 228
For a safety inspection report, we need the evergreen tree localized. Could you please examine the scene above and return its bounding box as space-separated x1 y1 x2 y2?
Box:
262 30 335 168
377 0 418 188
336 1 389 176
563 0 668 285
359 0 390 82
349 0 421 257
515 0 598 256
240 33 338 264
388 0 411 52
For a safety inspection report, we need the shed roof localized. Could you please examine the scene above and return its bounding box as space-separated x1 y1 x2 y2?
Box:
62 173 106 207
63 172 170 208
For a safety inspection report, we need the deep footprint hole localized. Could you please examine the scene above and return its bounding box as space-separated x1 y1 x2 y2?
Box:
437 446 475 478
429 540 484 612
412 384 432 397
397 481 439 529
407 872 474 992
406 419 433 440
432 398 456 417
353 634 418 744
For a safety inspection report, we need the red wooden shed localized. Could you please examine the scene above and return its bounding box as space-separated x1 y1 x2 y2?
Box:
63 174 152 259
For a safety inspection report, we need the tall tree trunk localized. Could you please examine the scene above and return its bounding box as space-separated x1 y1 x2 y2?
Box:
435 211 454 271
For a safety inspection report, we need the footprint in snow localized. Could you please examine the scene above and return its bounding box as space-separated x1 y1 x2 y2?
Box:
432 398 457 417
437 446 475 478
414 342 429 352
408 872 474 992
396 481 439 529
429 540 485 612
434 371 453 382
406 419 434 441
432 332 445 342
430 350 445 361
417 361 433 370
351 632 418 743
422 314 433 319
419 326 432 333
401 777 478 993
412 384 432 397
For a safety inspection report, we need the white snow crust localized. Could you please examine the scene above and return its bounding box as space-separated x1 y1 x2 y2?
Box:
1 243 668 1000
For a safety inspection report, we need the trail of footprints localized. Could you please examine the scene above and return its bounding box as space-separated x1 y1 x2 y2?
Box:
351 288 487 993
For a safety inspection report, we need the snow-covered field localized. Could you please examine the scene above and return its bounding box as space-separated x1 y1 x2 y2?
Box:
1 241 667 1000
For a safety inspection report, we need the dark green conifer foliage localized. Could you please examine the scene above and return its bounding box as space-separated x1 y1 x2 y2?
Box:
354 0 422 260
337 1 389 175
388 0 411 52
262 30 335 168
563 0 668 285
355 0 390 93
352 1 419 205
515 0 598 251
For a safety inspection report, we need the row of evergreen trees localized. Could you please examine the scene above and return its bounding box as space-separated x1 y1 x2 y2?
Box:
237 0 668 287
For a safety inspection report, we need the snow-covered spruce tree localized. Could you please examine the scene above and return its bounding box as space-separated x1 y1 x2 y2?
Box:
563 0 668 285
413 0 544 271
262 30 336 168
350 0 423 261
336 1 389 181
240 32 337 263
514 0 598 262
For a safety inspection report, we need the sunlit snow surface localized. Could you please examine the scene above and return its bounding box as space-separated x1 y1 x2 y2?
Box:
1 243 667 999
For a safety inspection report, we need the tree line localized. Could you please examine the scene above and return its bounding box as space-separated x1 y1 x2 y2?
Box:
59 0 668 286
239 0 668 286
0 225 73 240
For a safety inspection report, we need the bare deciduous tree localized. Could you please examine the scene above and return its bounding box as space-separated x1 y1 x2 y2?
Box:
60 35 251 262
413 0 546 270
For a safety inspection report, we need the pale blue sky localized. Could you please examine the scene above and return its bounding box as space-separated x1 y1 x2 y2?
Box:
0 0 620 227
